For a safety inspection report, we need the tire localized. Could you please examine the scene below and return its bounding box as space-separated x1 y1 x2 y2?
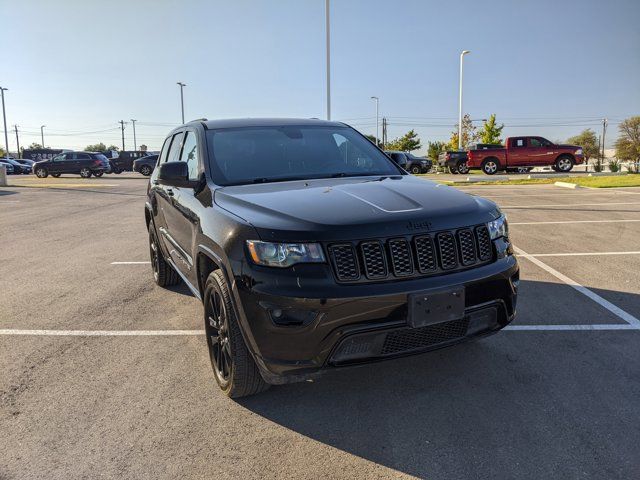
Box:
93 171 104 178
140 165 152 176
51 173 61 178
80 168 92 178
448 166 460 174
204 270 270 398
481 158 500 175
456 161 469 174
112 168 122 174
149 227 180 287
35 167 48 178
555 155 574 173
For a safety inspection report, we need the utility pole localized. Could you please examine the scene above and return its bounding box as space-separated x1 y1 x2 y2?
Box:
458 50 470 151
325 0 331 120
1 86 9 159
41 125 46 148
382 117 387 149
13 125 20 158
119 120 126 151
130 119 137 151
176 82 186 123
371 96 379 147
601 118 608 163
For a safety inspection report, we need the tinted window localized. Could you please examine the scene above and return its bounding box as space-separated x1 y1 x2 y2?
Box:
77 153 90 160
530 137 552 147
167 133 184 162
206 126 400 186
158 137 172 164
180 131 199 180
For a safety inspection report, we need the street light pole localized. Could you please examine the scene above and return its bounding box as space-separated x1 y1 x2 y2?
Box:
131 119 137 151
41 125 46 148
177 82 186 124
458 50 470 151
371 96 379 146
325 0 331 120
1 87 9 159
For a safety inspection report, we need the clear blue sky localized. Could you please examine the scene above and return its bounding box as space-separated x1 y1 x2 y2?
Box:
2 0 639 153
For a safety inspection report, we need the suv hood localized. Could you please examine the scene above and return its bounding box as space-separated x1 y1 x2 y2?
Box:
214 175 500 242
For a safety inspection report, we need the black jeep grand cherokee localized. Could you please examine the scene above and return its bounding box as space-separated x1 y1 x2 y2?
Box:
146 118 518 398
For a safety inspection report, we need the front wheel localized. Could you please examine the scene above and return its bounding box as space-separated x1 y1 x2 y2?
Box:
410 165 421 175
555 156 574 173
204 270 270 398
481 158 500 175
140 165 153 176
51 173 61 178
35 167 48 178
456 161 469 174
93 171 104 178
448 165 460 174
80 168 92 178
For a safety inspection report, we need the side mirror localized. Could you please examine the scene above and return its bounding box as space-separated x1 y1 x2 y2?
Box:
157 161 199 188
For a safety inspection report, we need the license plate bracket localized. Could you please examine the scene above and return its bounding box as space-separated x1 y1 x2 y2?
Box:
408 286 466 328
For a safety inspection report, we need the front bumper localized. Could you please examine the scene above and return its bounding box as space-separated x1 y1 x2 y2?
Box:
234 253 519 384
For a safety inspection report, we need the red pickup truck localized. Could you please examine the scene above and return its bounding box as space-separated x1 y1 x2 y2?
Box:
466 136 584 175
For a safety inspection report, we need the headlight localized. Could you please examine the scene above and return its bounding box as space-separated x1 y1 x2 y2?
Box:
246 240 325 268
487 215 508 240
575 148 583 155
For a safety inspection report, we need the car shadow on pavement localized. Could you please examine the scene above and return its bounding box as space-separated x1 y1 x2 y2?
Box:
237 280 640 479
0 189 18 196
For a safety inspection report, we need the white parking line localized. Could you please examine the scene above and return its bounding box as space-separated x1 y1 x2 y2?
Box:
524 251 640 257
502 202 639 209
511 219 640 225
505 324 639 331
514 246 640 327
111 261 151 265
0 329 204 336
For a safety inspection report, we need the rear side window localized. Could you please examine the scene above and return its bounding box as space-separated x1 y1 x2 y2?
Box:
180 131 200 180
513 138 526 148
167 133 184 162
77 153 90 160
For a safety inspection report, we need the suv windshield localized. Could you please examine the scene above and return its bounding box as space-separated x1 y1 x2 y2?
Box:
206 125 401 186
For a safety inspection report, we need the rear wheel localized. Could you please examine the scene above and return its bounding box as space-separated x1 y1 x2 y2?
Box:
140 165 153 176
93 171 104 178
35 167 48 178
448 165 460 174
51 173 61 178
555 155 574 173
204 270 270 398
456 161 469 174
149 227 180 287
481 158 500 175
80 168 92 178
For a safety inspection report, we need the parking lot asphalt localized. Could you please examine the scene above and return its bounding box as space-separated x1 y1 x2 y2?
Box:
1 174 640 479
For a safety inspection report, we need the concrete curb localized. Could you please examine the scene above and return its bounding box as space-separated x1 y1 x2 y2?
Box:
554 181 580 189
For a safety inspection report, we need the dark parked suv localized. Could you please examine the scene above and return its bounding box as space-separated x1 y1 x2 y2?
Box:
385 151 432 174
146 118 518 398
33 152 111 178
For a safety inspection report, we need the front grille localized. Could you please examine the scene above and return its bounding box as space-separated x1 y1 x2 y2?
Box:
360 241 387 279
437 232 458 270
388 239 414 276
381 318 470 355
328 223 495 283
328 244 360 281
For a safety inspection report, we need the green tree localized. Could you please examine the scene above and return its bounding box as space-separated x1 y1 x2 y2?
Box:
448 114 479 150
567 128 598 162
614 116 640 165
107 145 120 152
28 142 43 149
386 129 421 151
427 140 447 161
85 142 107 152
479 114 504 145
